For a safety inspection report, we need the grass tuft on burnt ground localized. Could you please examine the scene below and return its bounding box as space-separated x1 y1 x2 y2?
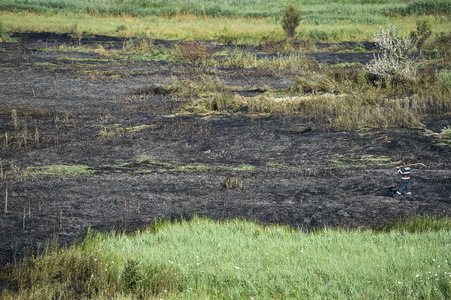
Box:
1 216 451 299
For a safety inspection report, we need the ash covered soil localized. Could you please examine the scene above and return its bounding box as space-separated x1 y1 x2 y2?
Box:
0 33 450 266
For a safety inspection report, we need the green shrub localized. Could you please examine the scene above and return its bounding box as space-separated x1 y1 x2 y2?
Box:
410 20 432 55
280 4 302 38
428 31 451 60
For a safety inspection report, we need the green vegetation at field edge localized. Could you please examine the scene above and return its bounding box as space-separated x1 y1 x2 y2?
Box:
1 215 450 299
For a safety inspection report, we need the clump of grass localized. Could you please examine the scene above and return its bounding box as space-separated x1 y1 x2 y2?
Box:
5 164 94 180
177 40 213 64
225 173 243 189
374 215 451 233
438 126 451 140
11 109 18 130
169 76 227 101
0 21 12 42
205 50 317 73
2 216 451 299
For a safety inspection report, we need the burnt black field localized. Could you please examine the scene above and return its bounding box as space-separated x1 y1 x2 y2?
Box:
0 32 450 268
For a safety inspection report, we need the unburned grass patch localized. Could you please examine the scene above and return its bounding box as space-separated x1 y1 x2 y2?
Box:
9 164 94 179
183 91 441 130
2 216 451 299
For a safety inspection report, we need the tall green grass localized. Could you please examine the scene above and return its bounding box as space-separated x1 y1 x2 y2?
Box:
0 0 405 18
1 0 449 19
2 216 451 299
0 0 449 42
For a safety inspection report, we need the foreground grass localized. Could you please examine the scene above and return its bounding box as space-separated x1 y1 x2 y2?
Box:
2 216 451 299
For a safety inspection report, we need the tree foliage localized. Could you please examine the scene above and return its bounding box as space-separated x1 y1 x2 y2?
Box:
281 4 302 38
366 25 416 84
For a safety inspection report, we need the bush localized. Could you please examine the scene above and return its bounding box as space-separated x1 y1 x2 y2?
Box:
280 4 302 38
365 25 417 84
428 31 451 60
410 20 432 55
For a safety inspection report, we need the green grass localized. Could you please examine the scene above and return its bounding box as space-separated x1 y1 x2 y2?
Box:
0 0 449 42
22 164 94 178
2 216 451 299
1 0 449 19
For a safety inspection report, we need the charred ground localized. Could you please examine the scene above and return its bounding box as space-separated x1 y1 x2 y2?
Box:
0 33 450 268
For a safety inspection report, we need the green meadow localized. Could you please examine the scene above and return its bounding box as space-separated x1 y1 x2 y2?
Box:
2 216 451 299
0 0 450 42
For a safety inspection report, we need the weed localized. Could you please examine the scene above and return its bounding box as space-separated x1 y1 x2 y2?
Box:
438 126 451 140
177 41 212 64
410 20 432 56
34 124 39 144
428 31 451 60
121 260 141 292
0 21 12 42
11 109 18 130
22 119 28 147
3 131 8 149
437 69 451 90
225 173 243 189
3 185 7 214
116 24 128 32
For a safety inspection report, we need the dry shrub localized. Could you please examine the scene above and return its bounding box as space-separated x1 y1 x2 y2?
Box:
170 76 226 100
177 41 213 64
291 75 338 94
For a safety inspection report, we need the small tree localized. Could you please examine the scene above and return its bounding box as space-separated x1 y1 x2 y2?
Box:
366 25 417 84
410 20 432 57
281 4 302 38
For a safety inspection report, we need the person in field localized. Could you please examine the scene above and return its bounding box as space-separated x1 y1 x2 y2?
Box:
394 162 412 198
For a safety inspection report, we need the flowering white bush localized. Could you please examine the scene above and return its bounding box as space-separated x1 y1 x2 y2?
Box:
366 25 417 83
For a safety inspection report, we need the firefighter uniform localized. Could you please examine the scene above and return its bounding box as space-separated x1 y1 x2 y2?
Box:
395 165 411 197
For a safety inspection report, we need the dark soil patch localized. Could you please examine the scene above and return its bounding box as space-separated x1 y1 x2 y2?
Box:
0 33 450 270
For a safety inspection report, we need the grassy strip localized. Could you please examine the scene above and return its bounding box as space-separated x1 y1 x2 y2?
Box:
1 11 449 43
11 164 94 179
0 0 407 19
1 0 449 19
2 216 450 299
